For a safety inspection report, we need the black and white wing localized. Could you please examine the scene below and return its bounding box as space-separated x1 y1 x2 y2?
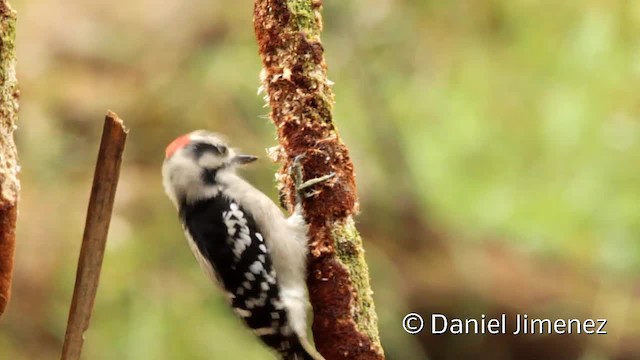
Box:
179 196 314 359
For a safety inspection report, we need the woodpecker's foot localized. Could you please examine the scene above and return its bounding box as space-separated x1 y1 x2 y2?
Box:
290 154 335 205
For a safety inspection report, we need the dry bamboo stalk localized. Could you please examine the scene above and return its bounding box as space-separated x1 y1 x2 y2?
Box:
60 111 128 360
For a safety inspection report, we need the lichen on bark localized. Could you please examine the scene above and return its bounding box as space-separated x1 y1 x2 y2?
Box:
0 0 19 317
332 218 380 345
254 0 384 358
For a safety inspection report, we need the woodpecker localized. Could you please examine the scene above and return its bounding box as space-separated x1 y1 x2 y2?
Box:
162 130 328 360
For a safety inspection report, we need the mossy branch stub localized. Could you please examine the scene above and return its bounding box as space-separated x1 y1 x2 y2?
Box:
0 0 18 317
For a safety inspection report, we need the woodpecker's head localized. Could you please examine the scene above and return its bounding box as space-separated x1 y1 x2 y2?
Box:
162 130 257 206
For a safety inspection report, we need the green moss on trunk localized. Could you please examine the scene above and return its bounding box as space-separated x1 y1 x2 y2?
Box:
332 218 382 346
286 0 321 36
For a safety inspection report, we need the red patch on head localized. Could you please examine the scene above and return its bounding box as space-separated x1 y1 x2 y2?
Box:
165 134 191 159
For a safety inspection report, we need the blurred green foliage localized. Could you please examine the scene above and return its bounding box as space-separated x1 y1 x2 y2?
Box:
1 0 639 359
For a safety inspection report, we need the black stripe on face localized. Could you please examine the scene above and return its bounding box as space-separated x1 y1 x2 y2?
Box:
188 142 228 184
191 142 226 158
202 168 218 184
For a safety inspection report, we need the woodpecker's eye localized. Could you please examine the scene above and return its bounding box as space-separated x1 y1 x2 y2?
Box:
191 142 224 158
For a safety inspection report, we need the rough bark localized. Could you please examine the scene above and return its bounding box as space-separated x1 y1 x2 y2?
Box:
0 0 18 317
253 1 384 359
60 112 127 360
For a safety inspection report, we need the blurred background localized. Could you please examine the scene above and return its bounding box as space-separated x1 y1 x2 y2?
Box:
1 0 639 359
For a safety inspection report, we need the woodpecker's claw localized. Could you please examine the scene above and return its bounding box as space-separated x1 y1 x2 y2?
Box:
298 173 336 194
290 154 335 205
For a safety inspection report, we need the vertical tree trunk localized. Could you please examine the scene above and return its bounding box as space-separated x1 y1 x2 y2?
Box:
0 0 18 317
253 1 384 359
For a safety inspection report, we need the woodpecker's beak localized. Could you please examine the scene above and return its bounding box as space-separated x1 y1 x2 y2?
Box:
233 155 258 165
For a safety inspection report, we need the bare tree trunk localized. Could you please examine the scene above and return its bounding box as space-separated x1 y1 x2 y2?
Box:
0 0 18 317
253 1 384 359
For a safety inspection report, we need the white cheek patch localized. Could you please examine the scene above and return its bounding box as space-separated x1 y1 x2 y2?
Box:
198 152 226 169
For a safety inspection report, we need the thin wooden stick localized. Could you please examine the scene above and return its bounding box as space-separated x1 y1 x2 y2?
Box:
60 111 128 360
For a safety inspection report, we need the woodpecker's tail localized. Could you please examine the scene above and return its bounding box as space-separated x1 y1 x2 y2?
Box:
280 335 324 360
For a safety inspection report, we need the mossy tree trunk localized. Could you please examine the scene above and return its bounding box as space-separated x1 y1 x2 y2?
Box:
0 0 19 317
253 1 384 359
